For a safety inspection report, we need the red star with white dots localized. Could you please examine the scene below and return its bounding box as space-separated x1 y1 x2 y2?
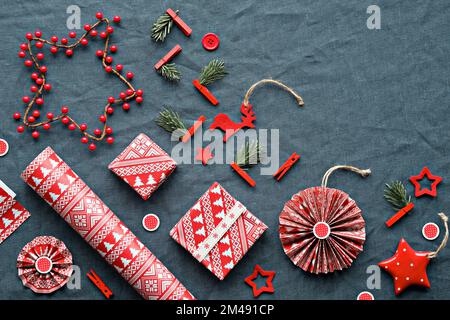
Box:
378 238 431 295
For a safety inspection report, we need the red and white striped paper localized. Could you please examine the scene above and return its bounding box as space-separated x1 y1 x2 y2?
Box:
0 179 30 245
21 147 194 300
170 182 267 280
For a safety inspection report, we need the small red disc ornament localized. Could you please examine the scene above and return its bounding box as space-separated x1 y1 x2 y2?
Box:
357 291 374 300
279 165 371 274
0 138 9 157
35 256 53 274
202 33 220 51
422 222 440 241
17 236 73 294
142 213 160 232
313 222 331 240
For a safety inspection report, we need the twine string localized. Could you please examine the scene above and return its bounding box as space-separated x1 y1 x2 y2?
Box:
242 79 304 107
321 165 371 188
428 213 449 259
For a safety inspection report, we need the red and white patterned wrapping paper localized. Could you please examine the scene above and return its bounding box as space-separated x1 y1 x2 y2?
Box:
279 186 366 274
170 182 268 280
108 133 177 200
21 147 194 300
0 179 30 245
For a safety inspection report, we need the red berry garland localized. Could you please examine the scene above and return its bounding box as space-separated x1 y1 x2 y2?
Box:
14 13 144 151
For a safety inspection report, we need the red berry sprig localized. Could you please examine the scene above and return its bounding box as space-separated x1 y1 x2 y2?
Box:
14 13 144 151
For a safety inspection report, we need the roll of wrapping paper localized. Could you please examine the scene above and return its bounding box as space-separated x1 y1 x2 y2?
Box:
21 147 194 300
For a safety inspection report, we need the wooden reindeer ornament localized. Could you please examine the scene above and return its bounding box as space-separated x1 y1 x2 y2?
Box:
210 79 304 142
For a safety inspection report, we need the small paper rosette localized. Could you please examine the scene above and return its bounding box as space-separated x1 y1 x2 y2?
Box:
17 236 73 294
279 186 366 274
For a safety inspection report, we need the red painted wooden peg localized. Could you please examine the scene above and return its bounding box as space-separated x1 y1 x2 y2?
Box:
87 269 113 299
192 79 219 105
181 115 206 143
385 202 415 228
166 8 192 37
273 152 300 181
230 162 256 187
154 44 182 70
210 103 256 141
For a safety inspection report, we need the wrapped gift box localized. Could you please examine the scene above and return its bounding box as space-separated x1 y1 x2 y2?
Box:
108 133 177 200
170 182 268 280
0 179 30 245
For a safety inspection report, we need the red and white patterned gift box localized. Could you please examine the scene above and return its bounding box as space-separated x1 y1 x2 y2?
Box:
108 133 177 200
0 179 30 245
170 182 268 280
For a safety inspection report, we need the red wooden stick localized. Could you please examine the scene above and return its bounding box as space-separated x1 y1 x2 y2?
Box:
230 162 256 187
385 202 414 227
166 8 192 36
154 44 182 70
181 115 206 143
192 79 219 105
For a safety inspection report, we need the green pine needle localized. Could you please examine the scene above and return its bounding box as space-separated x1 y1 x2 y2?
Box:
155 107 187 138
151 10 178 42
157 63 181 81
235 140 263 169
384 181 412 210
199 58 228 86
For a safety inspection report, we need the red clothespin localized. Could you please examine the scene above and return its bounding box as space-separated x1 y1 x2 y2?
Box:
87 269 113 299
385 202 414 228
192 79 219 105
166 8 192 37
154 44 182 70
230 162 256 187
181 115 206 143
273 152 300 181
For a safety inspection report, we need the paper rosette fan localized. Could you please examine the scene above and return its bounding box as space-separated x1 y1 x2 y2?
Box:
17 236 73 294
279 165 371 274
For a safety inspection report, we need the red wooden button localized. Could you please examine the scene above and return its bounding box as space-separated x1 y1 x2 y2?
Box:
0 139 9 157
142 214 160 232
422 222 440 240
202 33 220 51
357 291 374 300
313 222 330 239
35 256 53 274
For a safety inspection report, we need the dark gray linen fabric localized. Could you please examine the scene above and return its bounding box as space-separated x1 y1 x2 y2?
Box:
0 0 449 299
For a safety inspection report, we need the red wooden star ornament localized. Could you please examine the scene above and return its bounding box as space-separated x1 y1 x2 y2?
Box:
195 146 214 165
379 213 448 295
244 264 276 297
409 167 442 198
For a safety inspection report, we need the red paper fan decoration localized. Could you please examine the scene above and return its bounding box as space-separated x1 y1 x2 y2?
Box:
17 236 73 294
279 165 371 274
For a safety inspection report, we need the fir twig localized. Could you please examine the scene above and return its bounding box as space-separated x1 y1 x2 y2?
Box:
236 140 264 169
199 58 228 86
155 107 187 138
151 10 178 42
384 181 412 210
157 63 181 81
